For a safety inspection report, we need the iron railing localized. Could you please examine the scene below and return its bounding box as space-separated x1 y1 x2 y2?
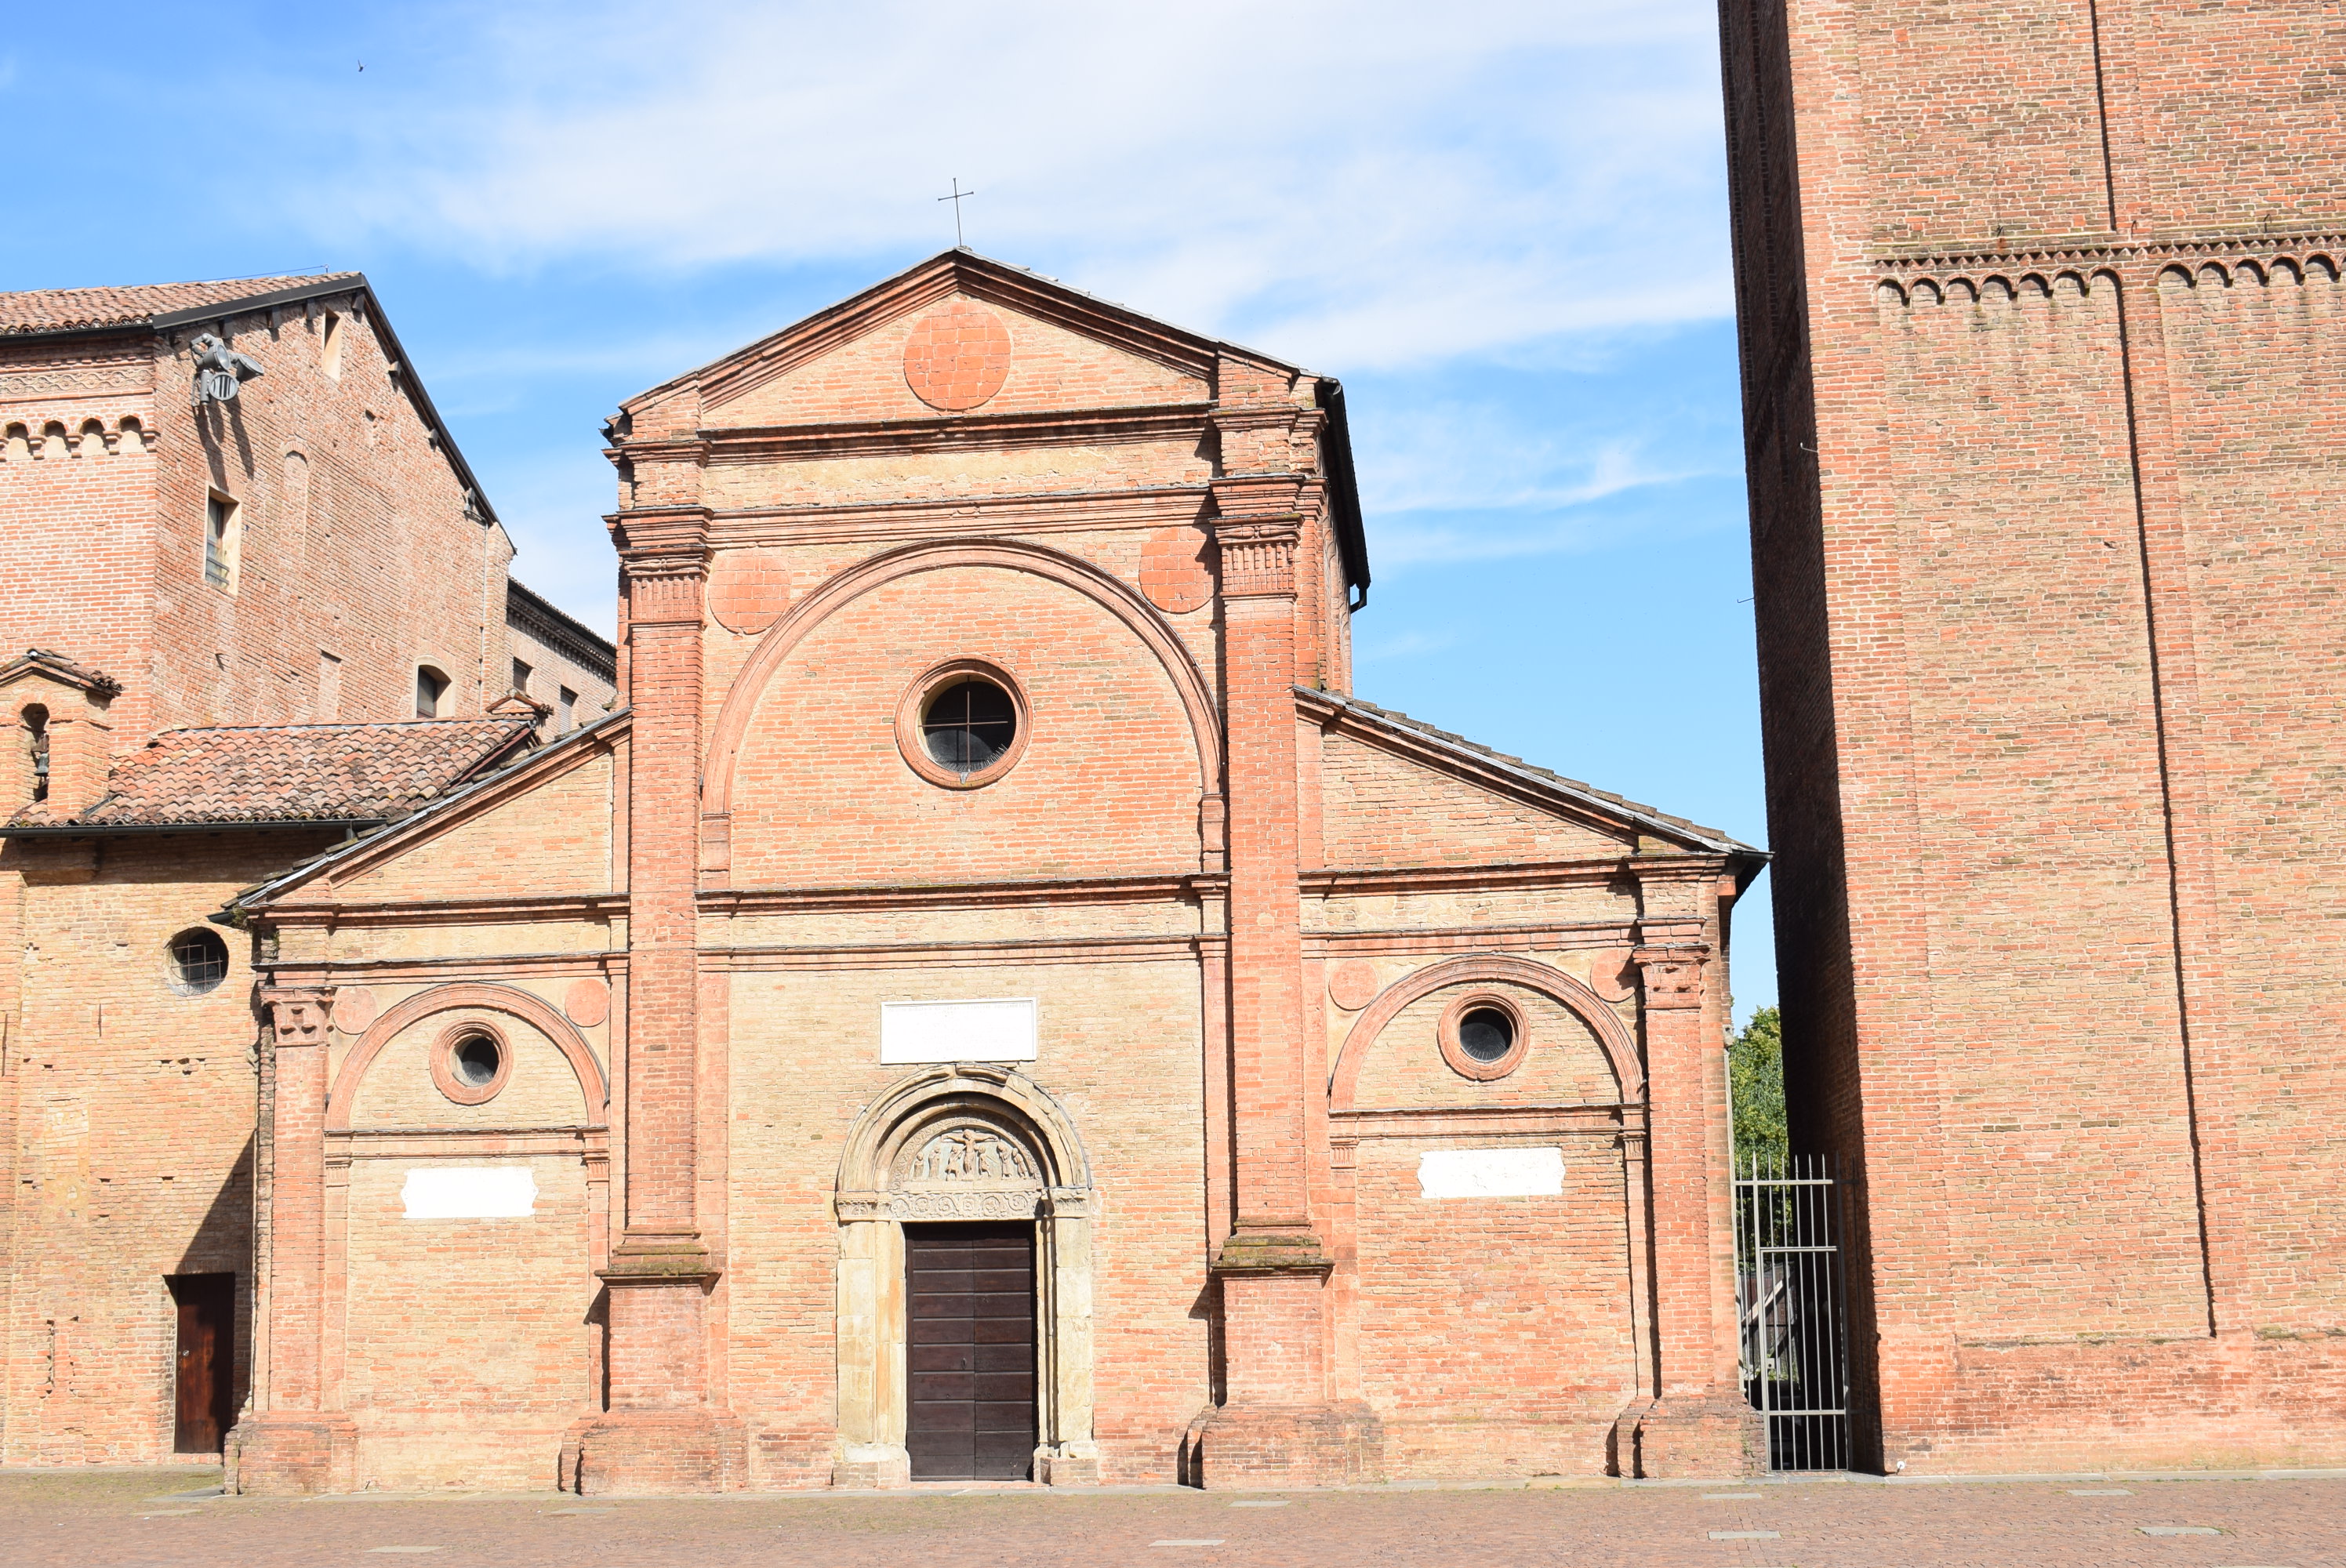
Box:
1732 1152 1850 1471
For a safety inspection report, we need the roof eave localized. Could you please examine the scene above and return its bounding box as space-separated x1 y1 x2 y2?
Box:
0 816 385 839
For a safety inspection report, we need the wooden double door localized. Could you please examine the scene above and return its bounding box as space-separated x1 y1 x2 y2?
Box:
906 1223 1037 1480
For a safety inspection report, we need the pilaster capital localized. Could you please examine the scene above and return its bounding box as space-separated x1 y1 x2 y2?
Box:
1630 945 1711 1011
257 985 335 1049
608 505 714 564
613 516 712 628
1211 516 1303 599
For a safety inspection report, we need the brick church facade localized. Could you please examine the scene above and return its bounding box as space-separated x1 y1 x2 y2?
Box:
1723 0 2346 1472
0 255 1765 1490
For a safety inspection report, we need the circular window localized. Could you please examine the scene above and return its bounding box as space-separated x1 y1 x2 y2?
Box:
430 1022 513 1105
895 659 1031 789
1458 1007 1515 1062
165 927 230 996
924 679 1016 771
1438 992 1530 1081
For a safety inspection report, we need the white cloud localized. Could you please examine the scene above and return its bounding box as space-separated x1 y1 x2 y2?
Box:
249 0 1730 373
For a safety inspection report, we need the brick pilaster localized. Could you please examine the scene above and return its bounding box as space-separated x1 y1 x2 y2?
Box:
568 506 743 1493
1622 933 1760 1476
231 986 355 1494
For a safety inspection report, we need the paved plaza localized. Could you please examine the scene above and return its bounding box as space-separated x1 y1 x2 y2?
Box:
1 1468 2337 1567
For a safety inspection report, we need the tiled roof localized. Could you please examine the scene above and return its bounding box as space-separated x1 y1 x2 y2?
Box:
1299 687 1762 856
6 718 533 830
0 274 362 337
0 648 122 698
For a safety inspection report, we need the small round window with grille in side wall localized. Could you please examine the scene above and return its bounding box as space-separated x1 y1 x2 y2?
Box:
165 928 230 996
895 659 1031 789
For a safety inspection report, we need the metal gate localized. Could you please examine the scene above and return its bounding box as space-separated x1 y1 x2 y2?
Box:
1731 1153 1850 1471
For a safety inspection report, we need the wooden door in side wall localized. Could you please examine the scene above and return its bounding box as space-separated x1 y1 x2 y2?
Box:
905 1222 1037 1480
167 1272 237 1454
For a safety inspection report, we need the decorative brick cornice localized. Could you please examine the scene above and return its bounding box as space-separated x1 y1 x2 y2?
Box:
1212 517 1301 599
1875 227 2346 275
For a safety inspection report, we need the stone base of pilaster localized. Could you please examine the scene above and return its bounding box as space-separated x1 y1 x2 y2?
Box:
1182 1400 1385 1488
828 1441 911 1489
226 1412 358 1495
1035 1439 1102 1485
1614 1395 1764 1479
568 1409 746 1494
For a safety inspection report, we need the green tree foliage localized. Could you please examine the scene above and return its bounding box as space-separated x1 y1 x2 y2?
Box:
1730 1005 1789 1171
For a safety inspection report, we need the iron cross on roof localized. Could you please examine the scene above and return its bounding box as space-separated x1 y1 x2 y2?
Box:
938 178 976 248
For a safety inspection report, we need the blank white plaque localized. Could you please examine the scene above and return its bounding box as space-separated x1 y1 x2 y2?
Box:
880 998 1037 1064
401 1166 538 1219
1417 1147 1564 1200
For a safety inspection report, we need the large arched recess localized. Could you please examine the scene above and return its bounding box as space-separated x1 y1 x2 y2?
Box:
328 981 609 1131
1328 953 1645 1109
700 539 1224 851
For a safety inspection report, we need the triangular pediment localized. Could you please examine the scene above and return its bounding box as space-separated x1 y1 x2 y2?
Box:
628 250 1295 427
1302 688 1756 866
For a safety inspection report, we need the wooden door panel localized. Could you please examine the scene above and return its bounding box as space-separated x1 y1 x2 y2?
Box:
905 1223 1035 1480
167 1273 237 1454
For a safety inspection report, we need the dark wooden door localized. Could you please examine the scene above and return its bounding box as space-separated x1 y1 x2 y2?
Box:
906 1222 1036 1480
168 1273 237 1454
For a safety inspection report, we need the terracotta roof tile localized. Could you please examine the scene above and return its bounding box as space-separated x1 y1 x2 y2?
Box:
0 274 362 337
7 718 532 829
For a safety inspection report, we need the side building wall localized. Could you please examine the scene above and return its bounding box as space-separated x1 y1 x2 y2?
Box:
0 829 339 1463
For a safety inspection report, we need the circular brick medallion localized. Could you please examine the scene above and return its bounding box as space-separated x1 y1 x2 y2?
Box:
563 977 610 1028
1139 525 1215 614
330 985 376 1034
707 550 792 636
1327 960 1381 1012
902 300 1013 412
1586 948 1637 1004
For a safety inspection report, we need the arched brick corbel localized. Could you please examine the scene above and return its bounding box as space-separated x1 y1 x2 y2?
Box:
698 538 1226 874
1328 953 1643 1109
327 981 608 1131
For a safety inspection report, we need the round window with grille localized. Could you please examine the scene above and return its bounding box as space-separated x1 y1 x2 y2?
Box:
165 928 230 996
896 659 1031 789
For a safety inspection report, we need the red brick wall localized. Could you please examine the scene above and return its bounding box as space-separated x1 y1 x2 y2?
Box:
0 829 336 1462
0 289 514 750
1720 0 2346 1470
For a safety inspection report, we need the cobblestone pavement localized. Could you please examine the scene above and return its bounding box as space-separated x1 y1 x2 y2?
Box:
2 1468 2338 1567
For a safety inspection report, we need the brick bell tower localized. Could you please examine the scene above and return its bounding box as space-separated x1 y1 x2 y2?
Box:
1721 0 2346 1472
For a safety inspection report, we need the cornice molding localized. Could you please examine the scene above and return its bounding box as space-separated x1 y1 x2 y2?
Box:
706 932 1211 970
701 869 1215 916
695 401 1212 463
706 484 1210 547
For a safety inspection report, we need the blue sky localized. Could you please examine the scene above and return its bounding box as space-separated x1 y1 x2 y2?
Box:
0 1 1773 1021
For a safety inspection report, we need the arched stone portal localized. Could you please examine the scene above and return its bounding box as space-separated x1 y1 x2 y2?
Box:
831 1064 1098 1486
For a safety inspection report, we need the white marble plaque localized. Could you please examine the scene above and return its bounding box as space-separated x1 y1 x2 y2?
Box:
401 1165 538 1219
1416 1147 1564 1200
880 998 1037 1064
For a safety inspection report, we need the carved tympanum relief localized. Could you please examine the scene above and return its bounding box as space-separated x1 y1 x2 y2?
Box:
906 1127 1038 1184
883 1123 1045 1220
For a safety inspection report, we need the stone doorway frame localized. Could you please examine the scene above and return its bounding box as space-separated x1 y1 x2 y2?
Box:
831 1063 1099 1486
